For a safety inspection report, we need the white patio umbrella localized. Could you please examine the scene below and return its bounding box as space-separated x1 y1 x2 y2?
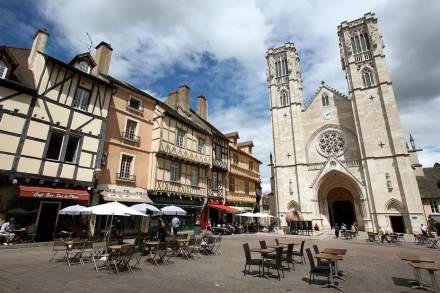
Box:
130 203 161 215
85 201 146 243
59 204 90 215
253 212 274 218
236 212 256 217
85 201 146 217
161 205 187 216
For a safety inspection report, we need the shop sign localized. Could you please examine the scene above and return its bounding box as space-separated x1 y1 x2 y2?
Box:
31 191 81 200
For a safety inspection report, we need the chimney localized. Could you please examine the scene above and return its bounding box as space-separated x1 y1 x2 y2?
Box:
196 95 208 120
28 28 49 69
177 84 190 113
92 41 113 76
165 90 178 109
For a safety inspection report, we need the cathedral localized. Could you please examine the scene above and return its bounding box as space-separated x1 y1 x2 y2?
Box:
267 12 426 233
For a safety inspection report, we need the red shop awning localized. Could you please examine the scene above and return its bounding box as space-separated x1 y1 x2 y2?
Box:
19 185 89 202
208 203 240 213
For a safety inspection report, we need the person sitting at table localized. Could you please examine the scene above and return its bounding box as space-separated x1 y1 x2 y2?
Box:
379 226 391 243
201 226 214 245
0 217 16 245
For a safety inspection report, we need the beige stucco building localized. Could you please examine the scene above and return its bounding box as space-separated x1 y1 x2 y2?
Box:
268 13 426 233
0 29 114 240
96 76 157 204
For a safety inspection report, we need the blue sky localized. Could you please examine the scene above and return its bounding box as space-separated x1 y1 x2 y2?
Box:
1 0 439 192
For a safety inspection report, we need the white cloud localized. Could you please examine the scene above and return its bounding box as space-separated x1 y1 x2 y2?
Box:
37 0 440 191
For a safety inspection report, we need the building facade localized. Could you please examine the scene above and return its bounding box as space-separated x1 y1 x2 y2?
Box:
225 132 262 211
97 76 157 205
147 85 211 227
0 29 114 240
268 13 425 233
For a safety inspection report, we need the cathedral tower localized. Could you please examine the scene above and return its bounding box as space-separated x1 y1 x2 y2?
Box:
266 43 307 221
338 12 424 232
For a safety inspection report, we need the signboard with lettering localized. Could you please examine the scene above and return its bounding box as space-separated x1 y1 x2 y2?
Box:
19 185 89 201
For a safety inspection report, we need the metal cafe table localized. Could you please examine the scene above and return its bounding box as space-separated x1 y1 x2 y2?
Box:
314 253 344 291
408 262 440 292
250 247 276 278
398 253 436 290
323 248 347 278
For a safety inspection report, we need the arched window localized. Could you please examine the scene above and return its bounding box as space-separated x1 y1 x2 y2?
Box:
354 35 361 54
362 68 375 88
363 33 371 50
0 60 7 79
321 94 329 106
360 34 367 52
275 61 279 77
350 37 357 54
280 90 289 107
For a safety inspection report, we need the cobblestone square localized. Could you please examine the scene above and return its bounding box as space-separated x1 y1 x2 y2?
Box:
0 234 438 293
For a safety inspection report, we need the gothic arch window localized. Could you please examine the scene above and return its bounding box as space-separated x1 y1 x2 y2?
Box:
280 90 289 107
350 37 358 54
0 60 7 79
321 94 330 106
275 61 280 77
363 33 371 50
359 34 367 52
385 198 404 212
354 35 361 54
361 68 375 88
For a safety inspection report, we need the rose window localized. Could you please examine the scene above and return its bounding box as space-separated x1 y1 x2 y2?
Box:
318 130 345 157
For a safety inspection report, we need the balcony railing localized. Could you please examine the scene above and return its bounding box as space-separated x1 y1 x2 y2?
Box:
353 51 373 63
155 179 206 197
230 164 260 180
116 173 136 181
212 158 228 171
121 132 140 143
207 184 224 198
158 141 210 165
225 192 256 204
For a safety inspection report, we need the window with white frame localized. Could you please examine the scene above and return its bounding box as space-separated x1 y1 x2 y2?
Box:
128 96 142 111
197 137 205 154
75 61 90 73
170 161 180 182
431 201 440 213
72 87 91 111
119 155 133 179
0 60 7 79
45 130 81 162
361 68 375 88
191 166 199 186
176 128 185 148
64 135 81 163
124 119 138 140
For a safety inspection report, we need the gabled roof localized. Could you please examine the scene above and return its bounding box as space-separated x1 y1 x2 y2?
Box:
68 52 96 67
237 140 254 147
102 74 158 103
0 46 35 90
304 82 349 110
224 131 239 139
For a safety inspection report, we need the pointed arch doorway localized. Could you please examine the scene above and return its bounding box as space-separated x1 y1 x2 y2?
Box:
317 170 365 230
327 187 356 227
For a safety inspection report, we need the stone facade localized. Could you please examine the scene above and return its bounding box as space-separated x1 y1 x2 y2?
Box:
267 12 426 233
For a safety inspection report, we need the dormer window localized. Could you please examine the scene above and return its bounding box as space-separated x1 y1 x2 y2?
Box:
0 60 7 79
76 61 91 73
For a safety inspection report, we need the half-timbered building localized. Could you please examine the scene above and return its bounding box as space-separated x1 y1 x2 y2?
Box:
148 85 211 227
0 29 114 240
